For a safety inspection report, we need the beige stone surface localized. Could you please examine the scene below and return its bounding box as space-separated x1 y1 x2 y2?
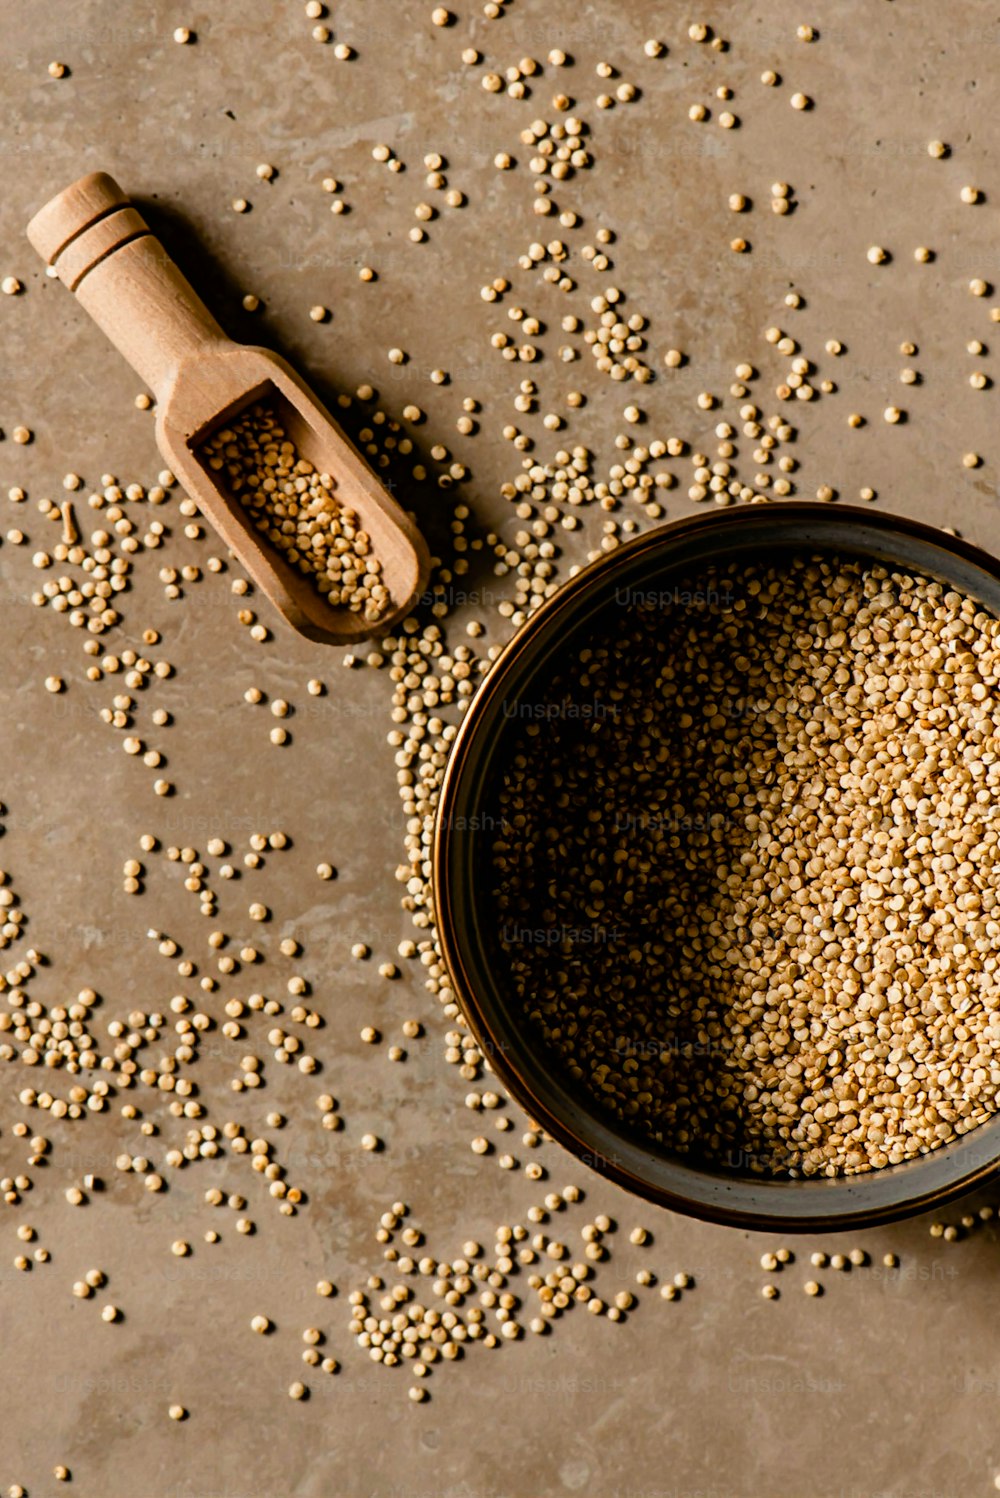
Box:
2 3 1000 1496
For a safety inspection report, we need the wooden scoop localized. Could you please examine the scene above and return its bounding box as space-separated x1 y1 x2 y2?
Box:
26 171 431 646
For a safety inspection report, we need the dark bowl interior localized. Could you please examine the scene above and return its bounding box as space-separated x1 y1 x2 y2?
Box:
434 504 1000 1229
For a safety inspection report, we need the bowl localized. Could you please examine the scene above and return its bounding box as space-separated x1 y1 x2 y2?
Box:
434 504 1000 1229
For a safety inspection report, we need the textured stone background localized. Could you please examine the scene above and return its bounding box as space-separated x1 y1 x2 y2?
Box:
2 3 1000 1496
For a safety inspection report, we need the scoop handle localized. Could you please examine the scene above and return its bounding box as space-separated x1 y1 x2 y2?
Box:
26 170 229 400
